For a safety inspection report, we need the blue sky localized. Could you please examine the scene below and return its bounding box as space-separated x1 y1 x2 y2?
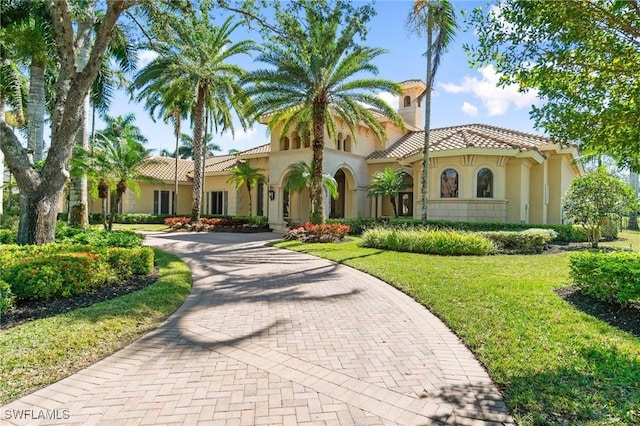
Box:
96 0 541 156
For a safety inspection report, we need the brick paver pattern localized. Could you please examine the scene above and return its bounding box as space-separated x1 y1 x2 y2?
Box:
2 232 514 425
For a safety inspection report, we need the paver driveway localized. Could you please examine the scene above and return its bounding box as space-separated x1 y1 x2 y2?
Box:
2 231 513 425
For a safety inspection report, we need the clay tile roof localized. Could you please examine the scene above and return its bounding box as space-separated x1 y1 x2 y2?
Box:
400 79 426 86
203 155 238 173
367 123 554 160
139 156 194 182
238 143 270 156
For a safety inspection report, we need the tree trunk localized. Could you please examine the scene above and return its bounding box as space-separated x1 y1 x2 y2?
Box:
628 171 638 230
421 16 433 225
246 182 253 217
17 187 63 245
391 196 398 218
310 100 326 224
173 110 180 215
191 83 206 222
27 60 46 163
68 19 92 229
0 150 4 218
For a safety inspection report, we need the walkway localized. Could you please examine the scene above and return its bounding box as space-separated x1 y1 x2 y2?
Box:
2 232 513 425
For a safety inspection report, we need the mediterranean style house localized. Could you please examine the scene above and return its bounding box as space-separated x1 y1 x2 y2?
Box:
89 80 583 230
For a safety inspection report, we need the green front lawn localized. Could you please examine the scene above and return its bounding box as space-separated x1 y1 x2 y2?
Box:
275 238 640 425
0 249 191 404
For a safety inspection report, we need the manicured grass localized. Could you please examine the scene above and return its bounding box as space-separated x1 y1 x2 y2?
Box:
0 249 191 404
275 238 640 425
602 229 640 252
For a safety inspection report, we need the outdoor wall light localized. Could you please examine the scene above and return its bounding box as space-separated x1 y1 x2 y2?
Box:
268 187 276 201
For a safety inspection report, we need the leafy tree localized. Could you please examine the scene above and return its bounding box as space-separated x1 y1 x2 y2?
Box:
227 161 265 217
285 161 338 219
367 167 412 218
96 113 148 145
466 0 640 170
176 133 221 160
0 0 143 244
407 0 457 224
245 0 403 224
562 168 638 248
132 6 254 223
90 128 156 230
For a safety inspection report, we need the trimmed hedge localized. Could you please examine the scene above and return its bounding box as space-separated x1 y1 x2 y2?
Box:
106 247 155 278
328 217 587 243
361 228 496 256
569 251 640 306
481 228 558 254
0 279 14 314
165 216 270 232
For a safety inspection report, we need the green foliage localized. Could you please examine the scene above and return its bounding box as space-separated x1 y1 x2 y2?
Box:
284 223 350 243
569 251 640 306
56 224 144 248
466 1 640 169
327 217 587 242
563 168 638 247
601 215 620 240
0 280 15 315
361 227 495 256
326 217 378 235
106 247 154 278
367 168 412 218
0 229 16 244
481 228 557 254
5 252 115 300
227 162 266 216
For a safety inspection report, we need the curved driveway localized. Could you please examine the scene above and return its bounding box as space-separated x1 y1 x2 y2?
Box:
3 231 513 425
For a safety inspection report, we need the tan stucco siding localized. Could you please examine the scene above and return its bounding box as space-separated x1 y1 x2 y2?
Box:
529 161 548 224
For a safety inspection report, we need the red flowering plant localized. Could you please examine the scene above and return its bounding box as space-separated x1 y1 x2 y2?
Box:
284 223 350 243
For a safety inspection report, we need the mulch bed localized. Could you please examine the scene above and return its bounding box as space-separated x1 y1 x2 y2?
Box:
0 268 159 331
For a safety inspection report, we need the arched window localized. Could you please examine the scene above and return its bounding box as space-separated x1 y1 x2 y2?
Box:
403 95 411 107
336 133 343 150
440 169 458 198
292 132 301 149
280 136 290 151
303 130 311 148
477 168 493 198
344 135 352 152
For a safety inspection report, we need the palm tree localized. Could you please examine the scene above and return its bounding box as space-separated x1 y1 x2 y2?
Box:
90 129 156 230
367 168 412 218
245 0 404 225
177 133 221 160
131 8 254 223
407 0 457 224
285 161 339 215
96 113 148 145
227 161 266 217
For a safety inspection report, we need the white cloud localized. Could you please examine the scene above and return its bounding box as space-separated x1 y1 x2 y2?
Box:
439 65 539 116
461 101 478 117
137 50 158 68
377 91 399 110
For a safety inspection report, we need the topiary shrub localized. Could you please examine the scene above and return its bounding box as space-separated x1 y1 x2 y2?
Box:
361 227 496 256
106 247 155 277
481 228 558 254
284 223 350 243
569 251 640 306
5 252 115 300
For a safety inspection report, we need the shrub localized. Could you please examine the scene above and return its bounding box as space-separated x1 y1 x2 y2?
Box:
601 215 619 240
56 227 144 248
5 252 115 300
361 227 496 256
106 247 155 277
569 251 640 305
481 228 557 254
284 223 350 243
0 229 16 244
165 216 270 232
164 217 191 229
0 279 15 314
327 217 379 235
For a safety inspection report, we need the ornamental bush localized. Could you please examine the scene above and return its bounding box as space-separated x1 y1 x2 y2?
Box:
284 223 350 243
569 251 640 306
361 228 496 256
106 247 155 278
0 279 15 314
482 228 557 254
57 228 145 248
5 252 115 300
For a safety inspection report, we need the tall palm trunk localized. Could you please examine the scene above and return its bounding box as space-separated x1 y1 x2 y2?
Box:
421 17 433 225
629 170 639 230
68 19 91 228
0 150 4 218
191 82 206 222
172 110 180 215
310 101 326 224
27 60 46 163
245 181 253 217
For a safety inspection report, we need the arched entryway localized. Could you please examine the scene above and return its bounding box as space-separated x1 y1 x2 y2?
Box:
330 169 346 218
